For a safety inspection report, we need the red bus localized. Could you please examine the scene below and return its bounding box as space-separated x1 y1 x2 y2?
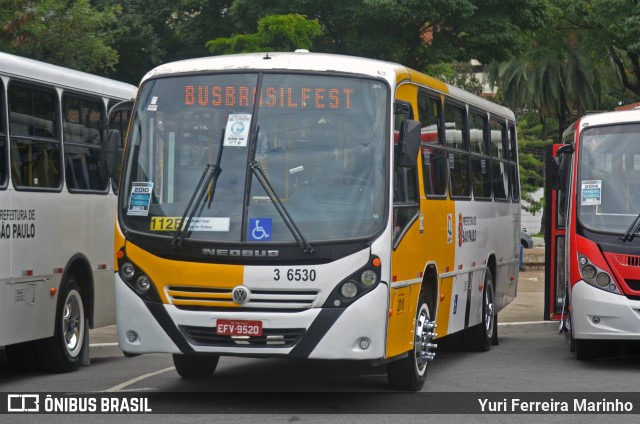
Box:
546 109 640 360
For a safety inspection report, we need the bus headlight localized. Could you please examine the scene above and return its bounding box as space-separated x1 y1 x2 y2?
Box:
361 270 377 286
323 256 382 308
136 275 152 293
341 281 358 298
577 255 620 295
117 250 162 303
595 273 611 287
121 262 136 281
581 264 597 280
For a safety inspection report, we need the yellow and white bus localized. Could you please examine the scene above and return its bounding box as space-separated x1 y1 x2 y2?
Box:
115 52 520 390
0 52 136 372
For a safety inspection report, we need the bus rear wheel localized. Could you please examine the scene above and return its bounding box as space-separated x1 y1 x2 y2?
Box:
173 354 220 379
387 291 435 391
466 269 495 351
39 276 86 373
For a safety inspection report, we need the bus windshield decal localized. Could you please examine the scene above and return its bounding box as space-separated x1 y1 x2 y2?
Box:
223 114 251 147
184 84 354 110
150 216 230 232
580 180 601 206
127 182 153 216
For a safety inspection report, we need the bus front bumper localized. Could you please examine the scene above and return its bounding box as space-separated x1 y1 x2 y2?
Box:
571 280 640 340
115 274 388 360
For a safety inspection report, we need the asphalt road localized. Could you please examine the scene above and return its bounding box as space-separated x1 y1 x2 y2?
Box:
2 266 640 423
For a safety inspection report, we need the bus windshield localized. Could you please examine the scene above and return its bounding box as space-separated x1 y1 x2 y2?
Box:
578 123 640 234
120 72 388 243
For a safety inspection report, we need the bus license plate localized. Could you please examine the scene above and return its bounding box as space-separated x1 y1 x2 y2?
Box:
216 320 262 336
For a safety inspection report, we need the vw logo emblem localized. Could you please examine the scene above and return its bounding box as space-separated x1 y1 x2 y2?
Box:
232 286 250 304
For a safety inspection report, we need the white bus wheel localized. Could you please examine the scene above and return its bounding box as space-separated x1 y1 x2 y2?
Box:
467 269 495 352
39 276 86 373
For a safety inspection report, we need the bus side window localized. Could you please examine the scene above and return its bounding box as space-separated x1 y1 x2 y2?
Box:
0 80 6 187
63 94 107 192
8 83 62 189
508 125 520 201
444 102 470 198
469 112 491 200
418 91 447 197
490 118 509 200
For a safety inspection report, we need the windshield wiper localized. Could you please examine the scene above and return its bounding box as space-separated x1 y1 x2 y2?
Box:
249 160 314 254
622 212 640 242
171 131 225 248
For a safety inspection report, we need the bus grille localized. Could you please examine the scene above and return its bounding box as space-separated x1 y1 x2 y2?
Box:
179 325 305 348
166 286 319 311
627 256 640 267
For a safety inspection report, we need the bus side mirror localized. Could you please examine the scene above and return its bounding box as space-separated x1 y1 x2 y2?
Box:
398 119 421 168
552 144 574 190
104 129 120 179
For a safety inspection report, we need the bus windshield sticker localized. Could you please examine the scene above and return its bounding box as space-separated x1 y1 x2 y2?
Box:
581 180 601 206
150 217 230 232
127 182 153 216
249 218 272 241
224 114 251 147
147 96 158 111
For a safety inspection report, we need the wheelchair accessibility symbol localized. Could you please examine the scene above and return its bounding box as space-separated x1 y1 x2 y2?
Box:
249 218 272 241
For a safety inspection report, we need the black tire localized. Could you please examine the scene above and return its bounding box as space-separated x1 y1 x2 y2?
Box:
491 313 499 346
38 276 86 373
564 310 576 352
575 339 595 361
173 354 220 379
467 269 496 352
387 291 434 391
5 341 40 372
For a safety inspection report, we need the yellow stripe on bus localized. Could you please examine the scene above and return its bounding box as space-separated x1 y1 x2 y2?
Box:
125 241 244 304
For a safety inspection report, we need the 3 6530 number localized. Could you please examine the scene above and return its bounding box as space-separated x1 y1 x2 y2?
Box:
274 268 316 282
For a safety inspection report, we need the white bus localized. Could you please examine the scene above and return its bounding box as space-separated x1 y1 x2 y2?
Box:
0 51 136 372
115 52 520 390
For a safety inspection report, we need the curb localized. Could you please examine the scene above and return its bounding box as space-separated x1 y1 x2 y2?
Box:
498 321 558 332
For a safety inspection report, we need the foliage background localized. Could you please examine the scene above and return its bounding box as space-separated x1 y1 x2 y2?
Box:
3 0 640 231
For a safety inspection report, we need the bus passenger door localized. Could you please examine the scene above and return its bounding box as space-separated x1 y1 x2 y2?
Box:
544 143 570 321
387 102 422 358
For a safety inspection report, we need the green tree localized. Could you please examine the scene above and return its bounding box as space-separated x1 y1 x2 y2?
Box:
488 2 619 143
516 112 555 217
0 0 119 73
487 2 626 232
207 14 322 55
93 0 236 84
226 0 548 70
172 0 235 60
428 62 485 96
559 0 640 98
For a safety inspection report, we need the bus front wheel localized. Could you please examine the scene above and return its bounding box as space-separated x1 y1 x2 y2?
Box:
575 339 595 361
387 291 434 391
39 276 86 373
173 354 220 379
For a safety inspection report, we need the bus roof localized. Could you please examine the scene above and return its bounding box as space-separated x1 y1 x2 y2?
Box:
142 51 404 82
580 109 640 128
0 51 137 100
141 51 513 120
564 108 640 138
